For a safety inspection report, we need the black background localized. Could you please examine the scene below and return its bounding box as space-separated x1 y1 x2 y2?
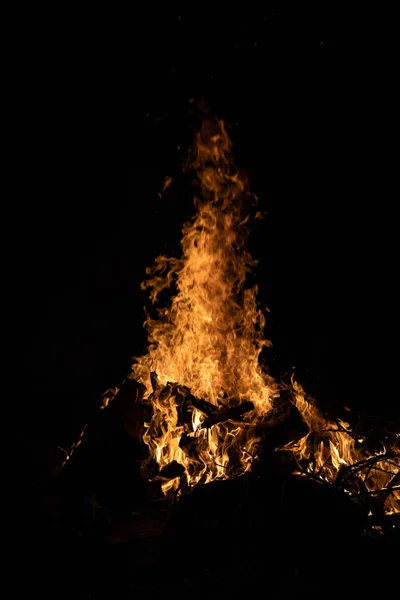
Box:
13 10 398 449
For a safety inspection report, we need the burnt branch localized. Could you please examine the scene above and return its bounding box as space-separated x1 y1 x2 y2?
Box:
201 401 255 429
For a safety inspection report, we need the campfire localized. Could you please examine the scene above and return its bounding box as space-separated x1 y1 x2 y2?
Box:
69 118 398 520
35 116 398 596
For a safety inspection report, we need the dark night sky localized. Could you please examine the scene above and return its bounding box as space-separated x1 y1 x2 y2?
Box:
13 11 398 446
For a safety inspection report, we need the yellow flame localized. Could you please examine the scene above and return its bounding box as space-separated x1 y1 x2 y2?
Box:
132 120 278 486
286 379 399 513
129 119 399 513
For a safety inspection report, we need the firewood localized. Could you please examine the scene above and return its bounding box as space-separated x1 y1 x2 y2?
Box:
149 383 219 431
179 432 200 455
254 392 307 446
150 371 160 392
200 400 255 429
184 391 215 416
158 460 185 480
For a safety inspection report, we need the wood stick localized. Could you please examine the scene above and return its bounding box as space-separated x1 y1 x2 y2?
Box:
201 401 255 429
158 461 185 480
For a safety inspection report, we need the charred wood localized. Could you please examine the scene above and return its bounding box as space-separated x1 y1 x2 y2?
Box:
158 460 185 480
201 400 255 429
179 432 202 463
254 391 308 447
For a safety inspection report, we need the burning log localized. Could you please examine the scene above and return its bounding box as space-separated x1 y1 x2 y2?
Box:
159 461 185 480
174 385 216 430
183 391 215 417
255 390 307 445
179 432 201 461
200 400 255 429
147 381 219 432
150 371 160 392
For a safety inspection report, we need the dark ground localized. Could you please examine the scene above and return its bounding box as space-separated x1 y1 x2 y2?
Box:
10 9 399 597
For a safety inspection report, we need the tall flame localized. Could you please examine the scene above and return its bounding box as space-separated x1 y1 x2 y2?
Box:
134 120 275 408
132 120 277 488
130 119 399 511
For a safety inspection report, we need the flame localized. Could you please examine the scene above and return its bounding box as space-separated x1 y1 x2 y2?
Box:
132 120 277 486
286 379 400 513
128 119 399 513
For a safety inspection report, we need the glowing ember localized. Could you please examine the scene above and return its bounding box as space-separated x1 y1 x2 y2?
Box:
127 119 399 511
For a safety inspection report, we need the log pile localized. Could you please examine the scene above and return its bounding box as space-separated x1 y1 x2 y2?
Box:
21 374 399 597
44 375 399 528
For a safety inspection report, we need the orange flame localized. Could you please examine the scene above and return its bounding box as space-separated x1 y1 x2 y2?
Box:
132 120 277 487
130 119 399 512
286 379 399 513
